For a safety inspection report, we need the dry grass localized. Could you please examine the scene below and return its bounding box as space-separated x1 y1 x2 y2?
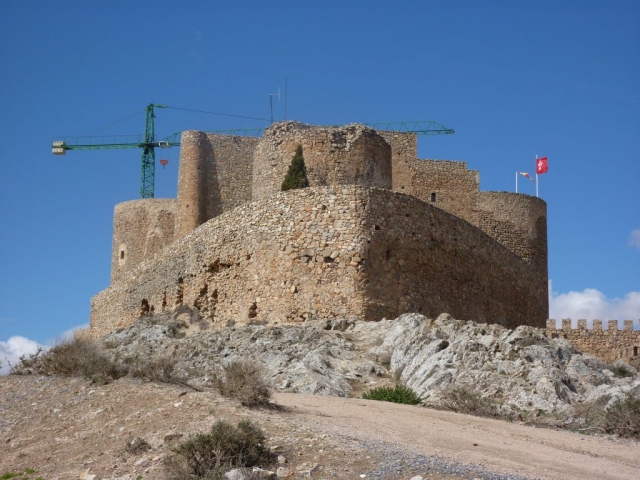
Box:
9 336 199 390
217 360 272 407
439 387 505 418
604 392 640 438
11 336 126 383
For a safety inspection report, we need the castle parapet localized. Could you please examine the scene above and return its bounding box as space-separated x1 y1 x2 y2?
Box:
545 318 640 362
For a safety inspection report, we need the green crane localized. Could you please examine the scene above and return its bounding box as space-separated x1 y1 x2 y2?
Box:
52 104 180 199
53 104 454 198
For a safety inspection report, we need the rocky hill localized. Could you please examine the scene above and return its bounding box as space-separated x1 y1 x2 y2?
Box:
100 310 639 422
4 311 640 479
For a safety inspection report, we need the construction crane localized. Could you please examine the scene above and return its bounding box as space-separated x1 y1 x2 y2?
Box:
53 104 454 198
207 121 455 137
52 104 180 199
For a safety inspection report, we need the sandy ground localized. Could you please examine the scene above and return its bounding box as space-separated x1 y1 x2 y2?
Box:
1 375 638 480
274 393 640 480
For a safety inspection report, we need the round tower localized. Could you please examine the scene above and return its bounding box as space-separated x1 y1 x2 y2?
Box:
477 191 548 279
175 130 215 238
111 198 176 284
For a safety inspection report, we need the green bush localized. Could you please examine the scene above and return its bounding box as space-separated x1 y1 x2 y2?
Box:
281 145 309 191
604 392 640 438
362 384 422 405
218 360 272 408
164 420 273 479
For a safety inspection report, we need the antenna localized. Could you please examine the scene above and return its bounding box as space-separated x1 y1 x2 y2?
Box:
284 77 288 121
269 88 280 124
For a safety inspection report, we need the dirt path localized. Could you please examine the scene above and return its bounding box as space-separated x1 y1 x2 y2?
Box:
274 393 640 480
1 376 639 479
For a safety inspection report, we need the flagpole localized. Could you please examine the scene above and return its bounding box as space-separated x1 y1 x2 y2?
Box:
516 172 518 193
535 155 539 197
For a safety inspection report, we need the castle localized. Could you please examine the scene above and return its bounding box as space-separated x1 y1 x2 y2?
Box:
90 121 549 338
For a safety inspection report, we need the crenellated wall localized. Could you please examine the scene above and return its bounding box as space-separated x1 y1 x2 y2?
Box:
545 319 640 362
110 198 176 284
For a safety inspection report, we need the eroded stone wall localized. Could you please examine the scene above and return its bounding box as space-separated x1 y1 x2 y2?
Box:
546 320 640 362
252 122 392 201
110 199 176 284
92 187 547 338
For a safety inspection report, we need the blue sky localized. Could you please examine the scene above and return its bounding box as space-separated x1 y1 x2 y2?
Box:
1 0 639 366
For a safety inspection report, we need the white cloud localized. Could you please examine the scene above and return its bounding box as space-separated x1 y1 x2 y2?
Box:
0 323 89 375
0 336 47 375
629 229 640 250
549 280 640 327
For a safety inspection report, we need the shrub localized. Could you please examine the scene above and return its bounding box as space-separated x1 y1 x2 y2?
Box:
604 392 640 438
439 387 503 418
606 363 634 378
362 384 422 405
218 360 272 407
281 145 309 191
11 336 126 383
164 420 273 479
125 435 152 454
128 356 179 383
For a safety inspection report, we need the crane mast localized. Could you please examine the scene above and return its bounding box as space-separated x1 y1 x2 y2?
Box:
52 104 178 199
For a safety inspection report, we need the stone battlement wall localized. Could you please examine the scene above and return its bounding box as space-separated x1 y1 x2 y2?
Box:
90 186 547 338
545 319 640 362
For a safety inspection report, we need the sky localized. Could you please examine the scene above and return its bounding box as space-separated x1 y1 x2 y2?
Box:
1 0 639 371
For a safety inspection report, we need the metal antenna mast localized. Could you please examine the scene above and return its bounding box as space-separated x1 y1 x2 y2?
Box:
269 88 280 123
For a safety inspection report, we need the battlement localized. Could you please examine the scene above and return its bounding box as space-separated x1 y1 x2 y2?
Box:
545 319 640 362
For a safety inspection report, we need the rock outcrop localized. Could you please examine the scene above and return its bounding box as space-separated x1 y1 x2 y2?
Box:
101 311 639 418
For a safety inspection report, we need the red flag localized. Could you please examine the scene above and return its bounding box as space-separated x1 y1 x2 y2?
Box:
536 157 548 174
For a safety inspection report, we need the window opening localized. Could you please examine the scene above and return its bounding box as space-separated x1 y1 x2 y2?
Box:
120 250 125 260
430 192 437 202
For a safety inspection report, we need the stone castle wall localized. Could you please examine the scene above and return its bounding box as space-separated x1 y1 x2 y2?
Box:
94 121 551 339
110 199 176 284
91 186 547 338
546 320 640 362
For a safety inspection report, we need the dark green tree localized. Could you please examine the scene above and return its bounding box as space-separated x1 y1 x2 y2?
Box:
281 145 310 191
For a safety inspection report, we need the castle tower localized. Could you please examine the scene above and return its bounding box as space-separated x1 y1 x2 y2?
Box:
252 122 392 200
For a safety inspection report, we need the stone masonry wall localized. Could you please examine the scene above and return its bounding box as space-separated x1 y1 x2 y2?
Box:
91 186 546 338
400 158 480 225
546 320 640 362
175 131 258 238
361 190 547 328
110 199 176 284
252 122 392 201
